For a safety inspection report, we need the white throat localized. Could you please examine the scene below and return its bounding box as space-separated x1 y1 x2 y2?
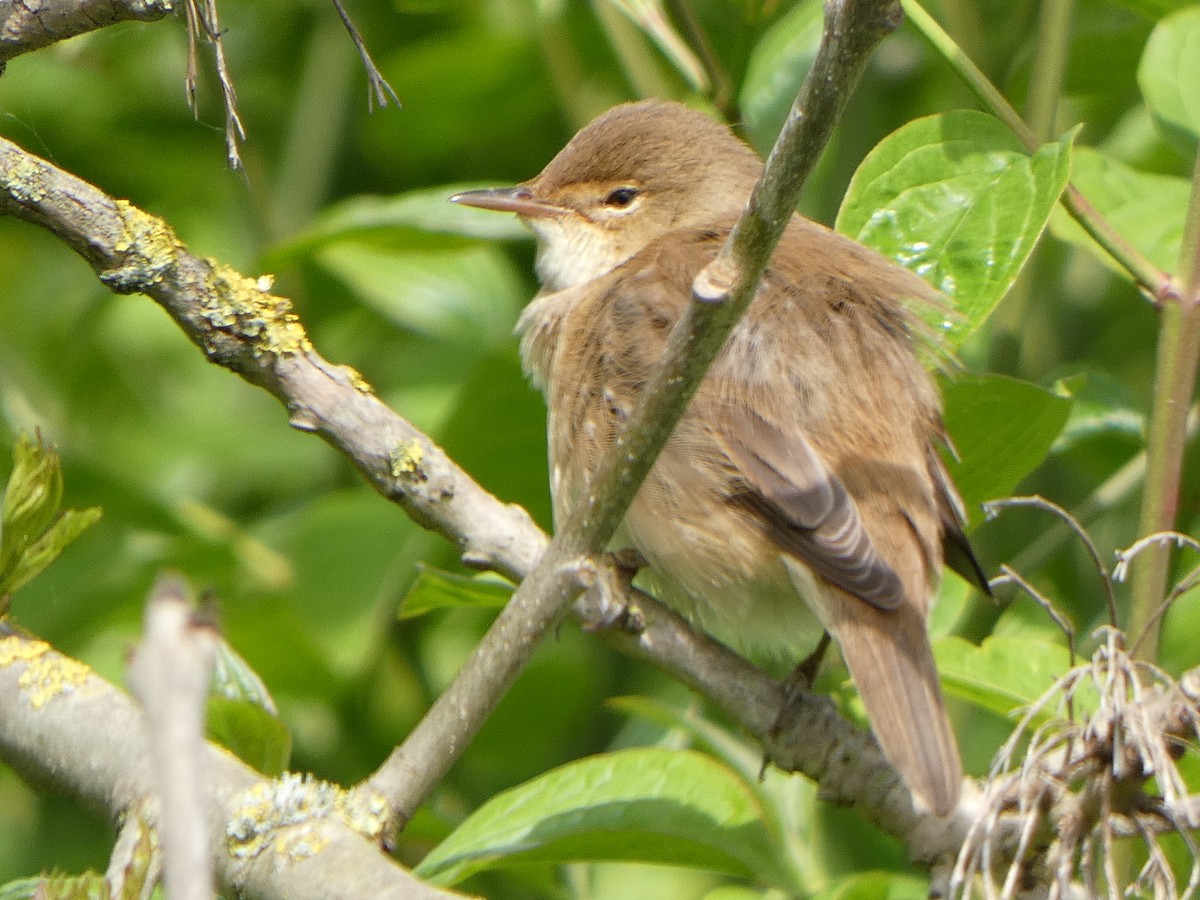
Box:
528 216 634 292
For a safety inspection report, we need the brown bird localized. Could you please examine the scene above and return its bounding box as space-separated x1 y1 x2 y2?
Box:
451 99 985 816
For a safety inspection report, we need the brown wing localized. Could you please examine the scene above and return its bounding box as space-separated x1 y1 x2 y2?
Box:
715 406 905 611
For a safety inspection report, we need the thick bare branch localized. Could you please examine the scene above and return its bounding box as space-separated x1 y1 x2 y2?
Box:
0 626 467 899
0 0 175 70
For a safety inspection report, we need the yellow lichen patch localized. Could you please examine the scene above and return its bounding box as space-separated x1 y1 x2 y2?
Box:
0 636 94 709
342 365 374 394
339 785 392 844
276 824 330 860
110 201 187 284
205 263 312 360
227 773 391 862
390 440 426 482
1 155 49 204
0 635 50 666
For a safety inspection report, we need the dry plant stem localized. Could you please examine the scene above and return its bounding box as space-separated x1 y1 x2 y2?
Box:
184 0 246 169
0 628 466 899
328 0 401 110
375 0 907 825
983 494 1117 630
0 0 176 69
1129 148 1200 658
128 575 217 900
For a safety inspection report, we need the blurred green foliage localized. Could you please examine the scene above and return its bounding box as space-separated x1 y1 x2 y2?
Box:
0 0 1198 896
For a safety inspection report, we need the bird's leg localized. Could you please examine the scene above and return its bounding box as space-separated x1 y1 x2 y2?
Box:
771 631 832 737
571 548 646 632
759 631 834 779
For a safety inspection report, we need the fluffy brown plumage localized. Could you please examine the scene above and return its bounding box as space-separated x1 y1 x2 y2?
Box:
452 99 985 816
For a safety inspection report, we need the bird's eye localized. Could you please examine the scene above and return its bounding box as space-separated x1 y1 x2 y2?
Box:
604 187 640 208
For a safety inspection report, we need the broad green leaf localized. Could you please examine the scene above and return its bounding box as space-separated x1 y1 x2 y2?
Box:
1138 6 1200 148
935 635 1072 720
940 373 1072 523
837 111 1073 347
1048 147 1189 275
415 748 790 888
206 696 292 776
739 0 823 152
270 184 532 262
399 565 514 619
316 242 524 348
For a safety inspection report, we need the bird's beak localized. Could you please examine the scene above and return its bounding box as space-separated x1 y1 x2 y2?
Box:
449 186 568 219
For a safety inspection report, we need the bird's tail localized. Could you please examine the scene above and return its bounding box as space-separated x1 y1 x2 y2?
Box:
824 587 962 817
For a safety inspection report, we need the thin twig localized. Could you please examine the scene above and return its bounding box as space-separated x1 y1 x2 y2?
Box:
991 564 1076 665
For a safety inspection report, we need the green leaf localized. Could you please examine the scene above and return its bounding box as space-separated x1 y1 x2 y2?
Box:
210 635 281 712
0 435 102 599
940 373 1072 523
836 111 1073 348
935 635 1072 721
1138 6 1200 148
206 634 290 774
206 697 292 776
0 880 40 900
415 748 789 888
739 0 823 152
2 433 63 567
399 565 514 619
1050 370 1145 453
0 507 102 597
270 184 533 262
812 872 931 900
316 242 524 348
1048 147 1189 275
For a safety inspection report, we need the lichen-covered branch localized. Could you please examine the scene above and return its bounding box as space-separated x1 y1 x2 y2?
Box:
0 626 465 899
0 134 547 584
0 0 176 70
